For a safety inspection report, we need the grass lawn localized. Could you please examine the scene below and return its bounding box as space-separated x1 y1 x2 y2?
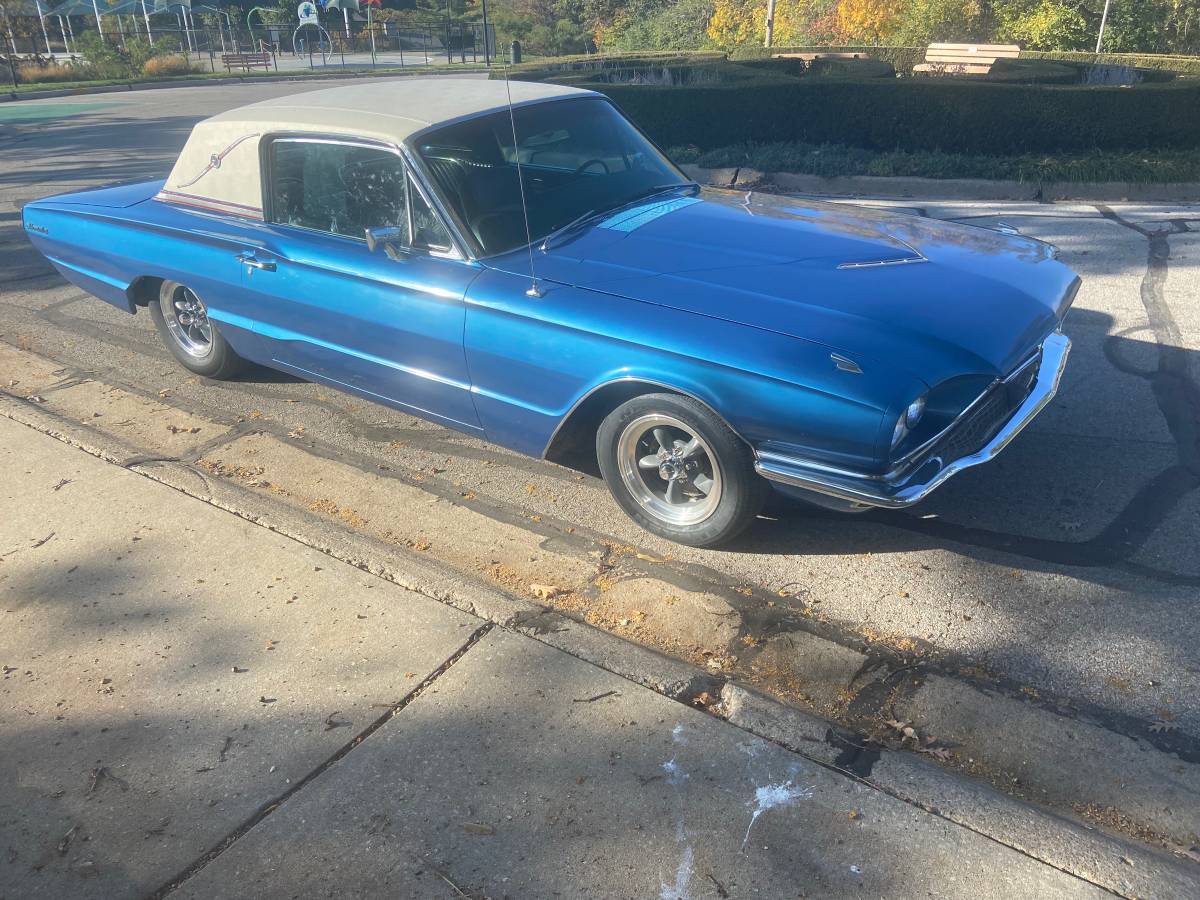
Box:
670 142 1200 184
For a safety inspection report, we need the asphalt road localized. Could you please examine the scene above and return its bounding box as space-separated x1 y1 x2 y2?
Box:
2 80 1199 748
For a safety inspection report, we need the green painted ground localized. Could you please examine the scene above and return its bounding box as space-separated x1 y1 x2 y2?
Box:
0 102 123 124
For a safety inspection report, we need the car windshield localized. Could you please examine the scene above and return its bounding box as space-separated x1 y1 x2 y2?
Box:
414 96 689 257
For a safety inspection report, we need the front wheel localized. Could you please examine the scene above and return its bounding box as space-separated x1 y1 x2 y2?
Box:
596 393 767 547
149 280 245 379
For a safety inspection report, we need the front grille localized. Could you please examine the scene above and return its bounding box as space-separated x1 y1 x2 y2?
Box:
938 350 1042 463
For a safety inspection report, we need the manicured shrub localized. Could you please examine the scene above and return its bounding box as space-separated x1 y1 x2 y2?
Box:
502 48 1199 157
737 56 895 78
586 77 1200 155
731 44 926 75
1025 50 1200 76
982 58 1083 84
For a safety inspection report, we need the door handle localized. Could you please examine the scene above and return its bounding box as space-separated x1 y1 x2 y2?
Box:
237 253 276 272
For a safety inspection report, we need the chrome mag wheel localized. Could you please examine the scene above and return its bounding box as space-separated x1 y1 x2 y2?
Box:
160 285 213 359
616 413 723 526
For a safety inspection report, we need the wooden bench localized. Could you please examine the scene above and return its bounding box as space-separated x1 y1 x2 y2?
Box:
913 43 1019 75
221 52 273 73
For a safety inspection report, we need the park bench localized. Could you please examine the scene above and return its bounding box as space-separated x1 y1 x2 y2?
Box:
221 51 274 73
913 43 1020 75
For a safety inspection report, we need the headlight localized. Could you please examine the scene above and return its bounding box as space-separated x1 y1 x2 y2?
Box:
905 396 926 428
891 395 927 450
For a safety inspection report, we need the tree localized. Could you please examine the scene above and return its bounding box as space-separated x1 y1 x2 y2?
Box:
890 0 986 45
836 0 904 43
606 0 715 50
706 0 759 48
995 1 1090 50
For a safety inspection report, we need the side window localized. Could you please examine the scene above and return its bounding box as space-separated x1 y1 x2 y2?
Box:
410 184 452 251
268 139 407 239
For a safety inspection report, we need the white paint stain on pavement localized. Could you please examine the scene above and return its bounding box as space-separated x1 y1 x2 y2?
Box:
660 845 695 900
660 723 695 900
742 781 813 851
663 757 689 786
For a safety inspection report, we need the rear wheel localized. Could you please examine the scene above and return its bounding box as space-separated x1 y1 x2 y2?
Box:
596 393 767 547
149 280 245 379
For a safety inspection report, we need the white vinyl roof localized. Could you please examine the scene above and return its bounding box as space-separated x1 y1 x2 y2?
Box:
207 77 595 144
158 77 595 218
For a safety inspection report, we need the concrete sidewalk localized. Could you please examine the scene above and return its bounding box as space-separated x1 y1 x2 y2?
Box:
0 414 1128 898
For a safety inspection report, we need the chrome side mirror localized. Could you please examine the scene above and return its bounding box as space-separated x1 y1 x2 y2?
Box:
365 225 405 254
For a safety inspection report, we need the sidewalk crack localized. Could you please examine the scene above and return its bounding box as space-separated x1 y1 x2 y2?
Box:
146 621 494 899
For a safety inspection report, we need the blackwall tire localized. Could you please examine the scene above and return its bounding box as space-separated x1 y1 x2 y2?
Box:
149 280 245 380
596 392 767 547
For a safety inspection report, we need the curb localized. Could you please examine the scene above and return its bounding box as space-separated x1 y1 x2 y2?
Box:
681 164 1200 203
0 65 489 103
2 387 1199 898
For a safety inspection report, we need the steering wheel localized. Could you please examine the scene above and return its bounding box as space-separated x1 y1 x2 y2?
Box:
574 158 611 176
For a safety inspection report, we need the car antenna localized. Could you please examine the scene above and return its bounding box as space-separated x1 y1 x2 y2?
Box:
502 62 543 298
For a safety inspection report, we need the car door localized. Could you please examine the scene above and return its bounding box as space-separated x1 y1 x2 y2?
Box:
235 135 483 434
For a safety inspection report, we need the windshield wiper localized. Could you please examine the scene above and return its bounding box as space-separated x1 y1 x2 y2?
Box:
624 181 701 205
540 208 599 252
538 182 700 253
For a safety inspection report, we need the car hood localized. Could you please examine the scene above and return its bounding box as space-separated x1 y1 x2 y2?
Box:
487 188 1079 385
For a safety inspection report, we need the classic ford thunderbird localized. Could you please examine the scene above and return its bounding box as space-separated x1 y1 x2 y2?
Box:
23 78 1078 546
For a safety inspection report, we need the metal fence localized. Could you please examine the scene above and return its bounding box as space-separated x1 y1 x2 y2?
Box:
3 18 496 71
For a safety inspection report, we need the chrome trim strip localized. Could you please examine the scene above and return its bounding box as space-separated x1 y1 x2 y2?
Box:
836 256 927 270
755 332 1071 509
154 189 264 221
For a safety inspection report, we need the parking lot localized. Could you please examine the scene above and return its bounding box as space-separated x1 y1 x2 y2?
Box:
2 80 1199 844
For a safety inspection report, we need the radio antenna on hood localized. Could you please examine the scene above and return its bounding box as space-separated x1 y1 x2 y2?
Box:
502 63 543 298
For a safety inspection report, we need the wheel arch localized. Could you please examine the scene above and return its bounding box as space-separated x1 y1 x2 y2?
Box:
126 275 166 310
542 377 747 471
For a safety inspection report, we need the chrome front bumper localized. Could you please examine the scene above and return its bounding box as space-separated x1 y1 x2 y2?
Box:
755 332 1072 510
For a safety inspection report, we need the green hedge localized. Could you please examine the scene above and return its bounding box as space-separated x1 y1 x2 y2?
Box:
581 77 1200 155
499 50 726 82
1026 50 1200 76
731 44 926 75
737 56 895 78
731 45 1200 77
981 58 1085 84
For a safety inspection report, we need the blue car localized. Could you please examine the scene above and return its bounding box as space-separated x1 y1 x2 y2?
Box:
22 78 1078 547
